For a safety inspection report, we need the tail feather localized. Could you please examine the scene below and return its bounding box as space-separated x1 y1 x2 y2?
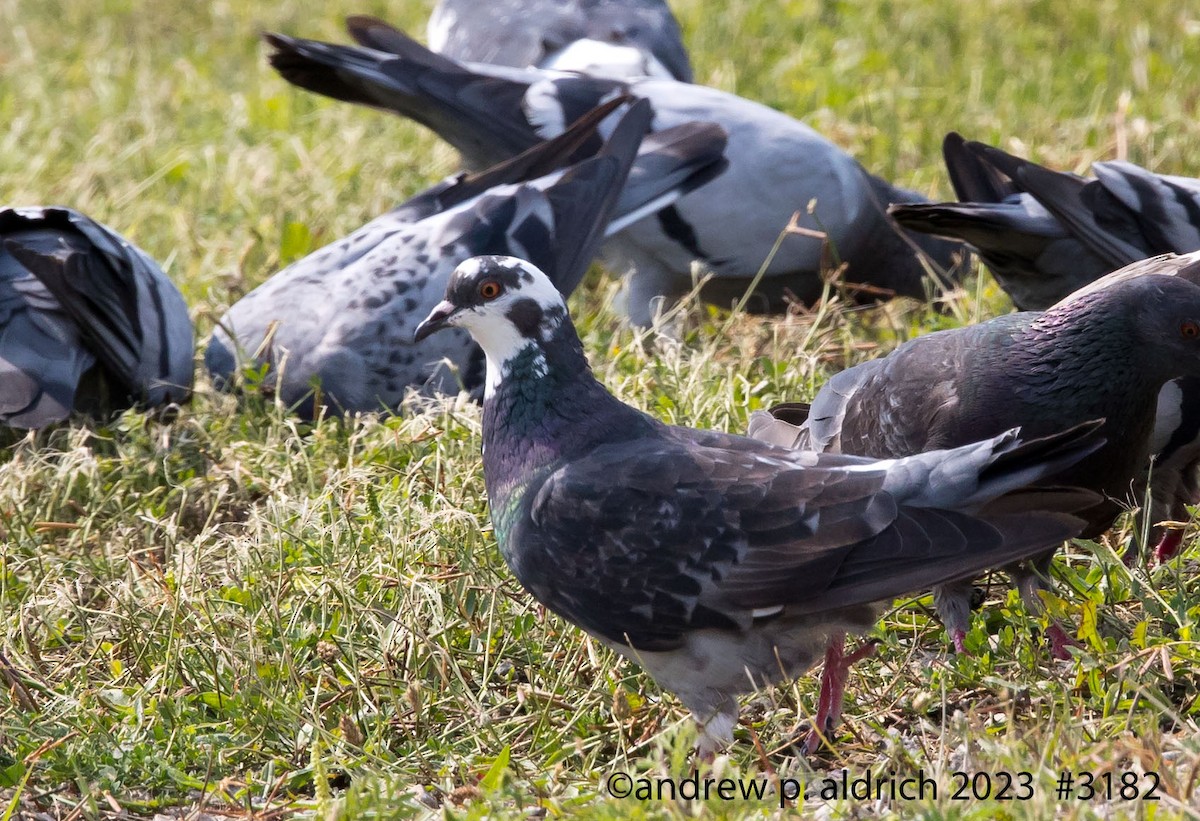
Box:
264 30 538 165
943 132 1014 203
393 95 628 222
1006 160 1145 268
536 99 654 294
888 200 1053 250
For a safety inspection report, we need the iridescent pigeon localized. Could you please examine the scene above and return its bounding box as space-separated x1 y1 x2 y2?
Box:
206 98 726 415
263 18 961 326
750 254 1200 656
413 253 1102 755
0 207 193 429
427 0 693 82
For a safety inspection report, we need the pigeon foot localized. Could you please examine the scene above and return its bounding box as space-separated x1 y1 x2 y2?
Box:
951 628 970 655
801 635 878 755
1153 529 1185 565
1045 622 1081 660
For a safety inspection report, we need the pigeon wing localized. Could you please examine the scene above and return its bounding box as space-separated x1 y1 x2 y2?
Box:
517 433 1076 650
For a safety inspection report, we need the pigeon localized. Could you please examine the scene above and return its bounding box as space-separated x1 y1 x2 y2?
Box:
749 255 1200 656
0 206 193 429
890 132 1200 311
412 253 1104 755
263 18 963 326
205 98 726 415
1049 254 1200 564
426 0 694 82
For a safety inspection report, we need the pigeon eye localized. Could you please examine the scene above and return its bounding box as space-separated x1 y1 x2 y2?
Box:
1183 320 1200 339
478 280 502 300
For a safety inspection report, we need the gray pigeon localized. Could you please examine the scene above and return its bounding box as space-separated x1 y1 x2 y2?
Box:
1050 253 1200 564
890 132 1200 311
412 253 1103 755
205 98 725 416
0 207 193 429
263 18 962 326
749 255 1200 656
427 0 693 82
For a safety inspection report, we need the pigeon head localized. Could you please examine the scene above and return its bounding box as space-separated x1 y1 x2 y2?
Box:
1120 276 1200 371
1031 274 1200 386
414 255 572 394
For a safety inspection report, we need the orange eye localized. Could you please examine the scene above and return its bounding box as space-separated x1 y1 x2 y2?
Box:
478 280 502 300
1184 320 1200 339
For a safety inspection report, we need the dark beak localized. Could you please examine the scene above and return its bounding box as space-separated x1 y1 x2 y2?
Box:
414 300 458 342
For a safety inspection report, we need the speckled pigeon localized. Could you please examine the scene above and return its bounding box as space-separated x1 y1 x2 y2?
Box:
412 253 1103 754
0 207 193 429
206 98 725 416
426 0 693 82
749 256 1200 656
890 132 1200 311
263 18 962 326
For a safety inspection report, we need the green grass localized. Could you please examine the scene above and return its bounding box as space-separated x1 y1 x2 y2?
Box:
2 0 1200 817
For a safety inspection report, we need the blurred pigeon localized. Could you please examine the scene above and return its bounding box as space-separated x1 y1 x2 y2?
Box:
750 257 1200 656
427 0 693 82
890 132 1200 310
206 98 725 415
264 18 962 326
0 207 193 429
413 253 1102 754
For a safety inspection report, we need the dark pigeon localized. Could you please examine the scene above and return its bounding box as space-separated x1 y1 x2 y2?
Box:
890 132 1200 311
749 254 1200 656
0 207 193 429
263 18 963 326
412 253 1103 755
425 0 693 82
206 98 725 416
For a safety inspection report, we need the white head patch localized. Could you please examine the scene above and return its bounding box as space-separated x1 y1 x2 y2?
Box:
446 256 567 397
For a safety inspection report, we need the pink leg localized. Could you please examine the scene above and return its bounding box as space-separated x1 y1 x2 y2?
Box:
951 628 969 655
802 635 877 755
1045 622 1081 660
1153 530 1185 565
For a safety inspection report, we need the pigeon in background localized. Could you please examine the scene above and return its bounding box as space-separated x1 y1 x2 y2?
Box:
206 98 726 416
0 207 193 429
427 0 693 82
264 18 962 327
749 254 1200 656
412 253 1103 755
890 132 1200 311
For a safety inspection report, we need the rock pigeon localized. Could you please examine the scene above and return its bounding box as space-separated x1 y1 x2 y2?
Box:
206 98 725 415
749 255 1200 656
412 253 1104 754
263 18 963 326
1050 253 1200 564
890 132 1200 311
0 207 193 429
426 0 693 82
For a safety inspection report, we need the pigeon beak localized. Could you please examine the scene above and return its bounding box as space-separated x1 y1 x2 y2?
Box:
414 300 459 342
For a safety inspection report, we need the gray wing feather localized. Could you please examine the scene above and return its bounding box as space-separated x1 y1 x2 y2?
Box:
517 424 1096 650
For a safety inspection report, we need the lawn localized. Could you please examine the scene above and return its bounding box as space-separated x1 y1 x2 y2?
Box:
2 0 1200 818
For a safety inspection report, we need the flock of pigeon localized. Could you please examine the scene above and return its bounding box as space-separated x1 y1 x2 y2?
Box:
7 0 1200 758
